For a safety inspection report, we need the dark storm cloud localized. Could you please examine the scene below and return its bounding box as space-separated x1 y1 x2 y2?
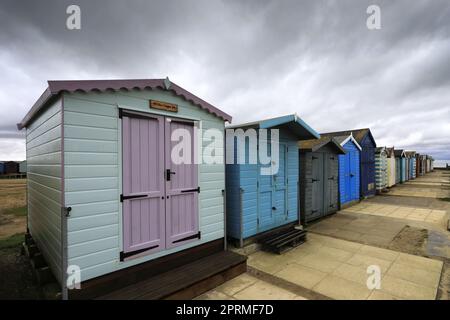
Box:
0 0 449 160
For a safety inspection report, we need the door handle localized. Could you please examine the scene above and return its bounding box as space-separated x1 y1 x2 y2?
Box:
166 169 176 181
312 179 318 182
272 207 276 211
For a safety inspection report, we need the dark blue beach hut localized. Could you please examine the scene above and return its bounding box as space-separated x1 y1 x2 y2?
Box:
322 129 376 199
225 114 319 246
394 149 405 183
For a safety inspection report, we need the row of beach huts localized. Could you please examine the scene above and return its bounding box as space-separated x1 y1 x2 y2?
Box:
0 160 26 176
17 79 435 299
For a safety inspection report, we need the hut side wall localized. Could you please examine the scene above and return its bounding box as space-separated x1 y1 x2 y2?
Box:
26 97 63 283
375 150 387 192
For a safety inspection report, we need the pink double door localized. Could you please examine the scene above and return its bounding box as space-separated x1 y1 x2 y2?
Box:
121 111 199 258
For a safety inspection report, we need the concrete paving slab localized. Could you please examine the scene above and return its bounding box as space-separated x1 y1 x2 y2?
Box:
295 252 343 273
311 234 363 253
357 245 399 261
367 290 399 300
247 251 292 274
331 263 372 286
214 273 258 296
395 253 443 273
387 262 441 289
233 280 300 300
312 275 372 300
313 245 355 262
358 233 393 247
275 263 327 289
195 289 235 300
346 253 393 273
381 275 437 300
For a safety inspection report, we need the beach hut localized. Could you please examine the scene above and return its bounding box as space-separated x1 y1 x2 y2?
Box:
426 155 433 172
418 154 425 176
226 114 319 246
4 161 19 174
404 153 410 181
421 155 427 175
17 78 248 300
0 161 4 175
430 157 434 171
386 147 396 188
298 136 346 223
322 129 376 199
375 147 388 193
405 151 416 179
19 160 27 174
415 154 421 177
320 133 362 208
394 150 404 183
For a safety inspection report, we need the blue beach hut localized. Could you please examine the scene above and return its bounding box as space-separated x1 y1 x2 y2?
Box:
333 134 362 208
225 114 319 246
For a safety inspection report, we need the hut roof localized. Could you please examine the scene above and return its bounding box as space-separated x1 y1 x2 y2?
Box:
298 136 346 154
18 78 232 129
321 128 376 147
227 114 320 140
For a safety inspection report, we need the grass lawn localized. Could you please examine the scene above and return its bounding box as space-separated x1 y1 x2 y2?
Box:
2 206 27 217
0 233 24 250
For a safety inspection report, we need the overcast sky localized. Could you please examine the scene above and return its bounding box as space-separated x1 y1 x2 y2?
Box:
1 0 449 160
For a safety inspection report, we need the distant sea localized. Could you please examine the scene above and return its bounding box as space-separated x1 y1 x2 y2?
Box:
434 160 450 168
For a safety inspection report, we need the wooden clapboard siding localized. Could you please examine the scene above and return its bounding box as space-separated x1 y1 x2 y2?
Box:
226 128 299 241
63 88 225 282
338 139 360 205
26 97 63 283
300 144 340 223
375 149 388 191
360 134 376 197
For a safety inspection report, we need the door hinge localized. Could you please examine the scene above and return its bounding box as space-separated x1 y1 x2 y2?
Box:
120 245 159 261
173 231 201 244
120 194 147 202
181 187 200 193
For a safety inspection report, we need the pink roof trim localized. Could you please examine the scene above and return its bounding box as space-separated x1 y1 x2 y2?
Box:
18 78 232 129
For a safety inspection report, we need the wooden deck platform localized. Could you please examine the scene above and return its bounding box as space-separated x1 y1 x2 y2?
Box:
97 251 247 300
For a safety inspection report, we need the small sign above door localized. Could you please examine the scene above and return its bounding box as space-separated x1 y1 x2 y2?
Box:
150 100 178 113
